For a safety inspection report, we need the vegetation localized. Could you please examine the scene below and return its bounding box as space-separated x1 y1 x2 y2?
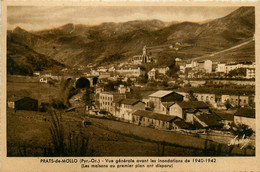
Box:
228 68 246 77
230 123 254 140
49 111 90 156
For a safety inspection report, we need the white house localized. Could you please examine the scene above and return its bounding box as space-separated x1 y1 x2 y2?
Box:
118 99 145 122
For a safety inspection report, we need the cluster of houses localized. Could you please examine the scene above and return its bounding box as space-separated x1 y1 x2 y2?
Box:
95 88 256 131
176 88 255 109
179 60 255 79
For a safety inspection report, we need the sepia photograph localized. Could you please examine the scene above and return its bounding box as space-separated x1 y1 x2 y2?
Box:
5 4 256 158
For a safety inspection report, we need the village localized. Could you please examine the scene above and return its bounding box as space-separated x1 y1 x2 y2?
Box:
7 43 256 156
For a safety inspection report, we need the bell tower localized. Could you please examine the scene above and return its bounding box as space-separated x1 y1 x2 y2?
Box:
142 45 147 56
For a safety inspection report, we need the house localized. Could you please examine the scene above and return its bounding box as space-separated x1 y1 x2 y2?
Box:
33 71 40 76
40 78 48 83
117 99 145 122
169 101 209 119
8 97 38 111
148 90 183 114
216 112 234 130
118 85 131 94
148 68 156 80
132 55 143 65
115 66 145 77
99 92 126 115
176 88 255 108
132 110 194 130
246 68 255 79
204 60 213 73
234 108 255 131
148 67 169 80
192 112 222 129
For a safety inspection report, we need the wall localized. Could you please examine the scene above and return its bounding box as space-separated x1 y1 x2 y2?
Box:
169 104 183 118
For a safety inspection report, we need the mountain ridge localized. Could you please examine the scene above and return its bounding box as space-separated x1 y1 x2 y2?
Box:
7 7 255 75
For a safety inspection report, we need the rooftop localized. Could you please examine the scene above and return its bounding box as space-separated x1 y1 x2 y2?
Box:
149 90 173 98
214 112 234 121
120 99 143 105
133 110 179 122
162 102 175 109
100 92 125 96
195 113 222 127
234 108 255 118
176 101 209 109
175 88 255 96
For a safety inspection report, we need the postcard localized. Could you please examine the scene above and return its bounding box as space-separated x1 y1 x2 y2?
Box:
1 0 259 171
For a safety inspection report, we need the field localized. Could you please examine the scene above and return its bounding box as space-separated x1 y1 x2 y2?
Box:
7 109 207 156
7 75 60 103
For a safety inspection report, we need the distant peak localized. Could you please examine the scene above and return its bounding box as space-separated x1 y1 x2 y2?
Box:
13 26 28 33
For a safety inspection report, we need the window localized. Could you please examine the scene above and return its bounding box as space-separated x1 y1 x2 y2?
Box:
201 96 204 100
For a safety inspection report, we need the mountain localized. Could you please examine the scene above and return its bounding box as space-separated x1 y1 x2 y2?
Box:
7 7 255 72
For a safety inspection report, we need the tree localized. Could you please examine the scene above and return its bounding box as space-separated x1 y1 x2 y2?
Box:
149 101 155 111
230 123 254 140
228 68 246 78
225 99 232 110
138 73 148 84
82 89 93 113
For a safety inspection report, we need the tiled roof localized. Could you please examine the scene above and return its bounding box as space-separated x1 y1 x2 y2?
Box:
176 101 209 109
133 110 178 122
149 90 173 98
195 113 222 127
234 108 255 118
175 88 255 96
173 118 196 130
120 99 143 105
215 112 234 121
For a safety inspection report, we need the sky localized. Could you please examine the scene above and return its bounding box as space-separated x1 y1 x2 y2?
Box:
7 6 240 31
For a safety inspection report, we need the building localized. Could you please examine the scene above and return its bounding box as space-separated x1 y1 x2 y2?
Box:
216 62 255 74
216 113 234 129
8 97 38 111
189 112 222 129
246 68 255 79
234 108 255 131
118 85 131 94
216 63 226 73
169 101 209 119
99 92 126 115
115 66 145 77
148 90 183 114
33 71 40 76
132 110 194 130
204 60 213 73
40 78 48 83
132 46 152 64
176 88 255 108
117 99 145 122
148 67 169 80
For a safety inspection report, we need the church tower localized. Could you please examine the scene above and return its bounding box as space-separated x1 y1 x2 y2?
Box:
142 45 147 56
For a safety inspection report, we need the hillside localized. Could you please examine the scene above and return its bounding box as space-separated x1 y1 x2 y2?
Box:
7 40 64 75
7 7 255 71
